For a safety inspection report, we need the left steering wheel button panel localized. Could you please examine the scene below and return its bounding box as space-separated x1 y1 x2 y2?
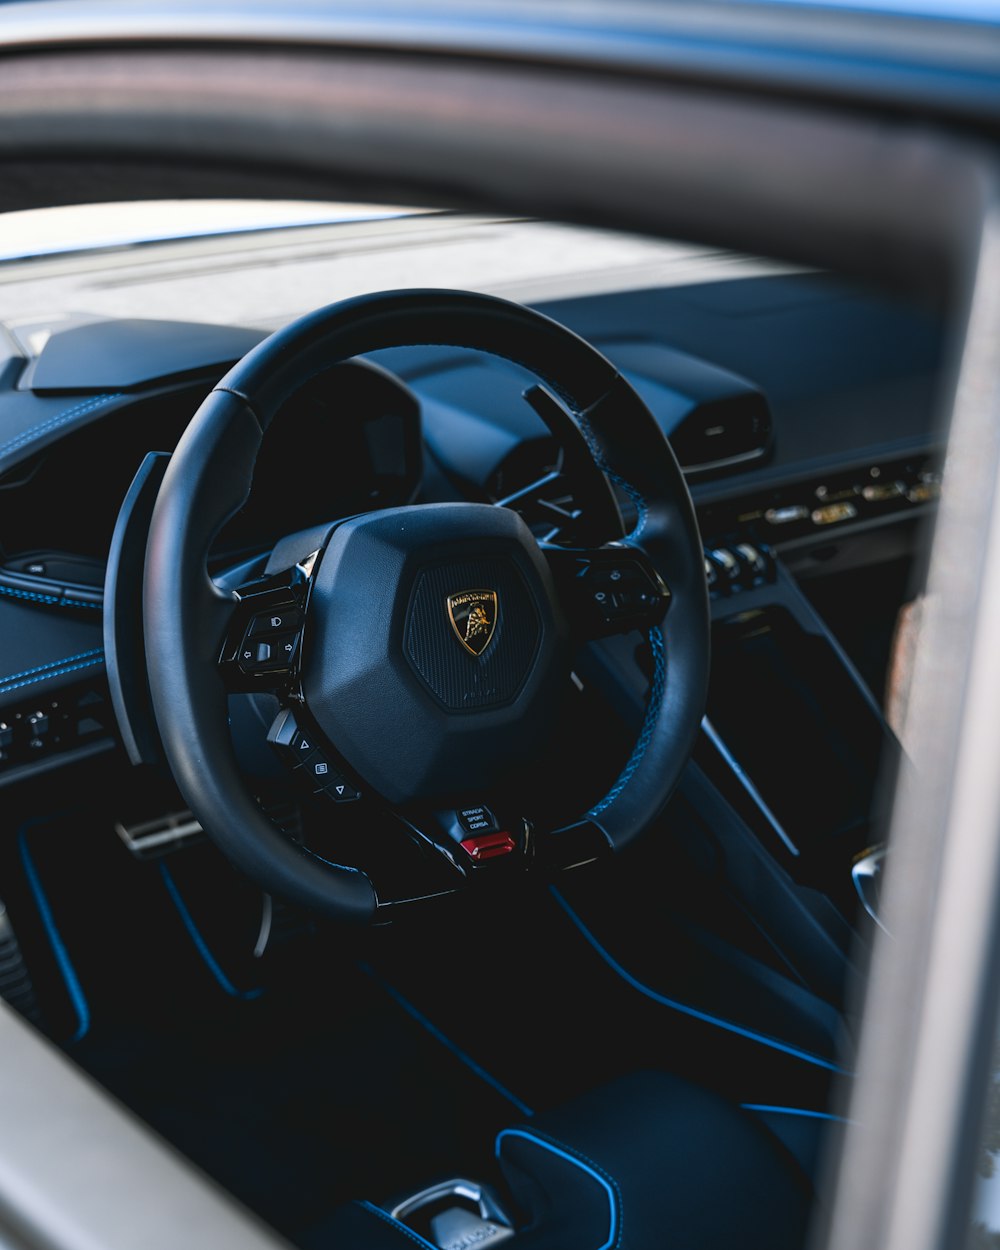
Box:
220 564 309 684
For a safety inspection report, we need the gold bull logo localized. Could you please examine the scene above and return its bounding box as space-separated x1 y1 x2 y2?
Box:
446 590 498 657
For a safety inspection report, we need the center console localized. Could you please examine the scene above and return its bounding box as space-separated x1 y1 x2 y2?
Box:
696 545 899 909
564 531 905 1086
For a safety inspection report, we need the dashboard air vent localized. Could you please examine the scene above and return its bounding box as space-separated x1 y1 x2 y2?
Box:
600 340 774 480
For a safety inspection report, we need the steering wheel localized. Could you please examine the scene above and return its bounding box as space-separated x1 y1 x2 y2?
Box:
143 290 710 923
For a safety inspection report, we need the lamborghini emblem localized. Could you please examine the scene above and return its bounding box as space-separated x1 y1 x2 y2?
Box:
446 589 498 657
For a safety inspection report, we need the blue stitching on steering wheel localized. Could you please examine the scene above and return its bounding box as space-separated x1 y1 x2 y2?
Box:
573 392 662 818
587 627 665 818
573 406 648 541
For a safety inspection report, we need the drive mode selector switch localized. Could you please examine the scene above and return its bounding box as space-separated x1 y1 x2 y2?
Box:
434 804 525 867
457 805 499 835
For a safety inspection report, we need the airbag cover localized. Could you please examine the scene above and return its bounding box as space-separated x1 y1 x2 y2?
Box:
303 503 564 803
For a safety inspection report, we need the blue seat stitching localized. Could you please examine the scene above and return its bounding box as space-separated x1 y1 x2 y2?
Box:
496 1126 622 1250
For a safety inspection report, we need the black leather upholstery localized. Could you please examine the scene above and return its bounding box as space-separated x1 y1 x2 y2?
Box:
496 1071 811 1250
308 1070 812 1250
304 1200 441 1250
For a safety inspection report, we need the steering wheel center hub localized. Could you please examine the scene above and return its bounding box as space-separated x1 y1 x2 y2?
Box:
302 502 566 803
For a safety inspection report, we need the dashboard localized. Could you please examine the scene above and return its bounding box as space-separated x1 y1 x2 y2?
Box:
0 232 945 874
0 293 943 556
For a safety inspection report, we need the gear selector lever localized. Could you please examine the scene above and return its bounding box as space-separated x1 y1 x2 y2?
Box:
389 1178 514 1249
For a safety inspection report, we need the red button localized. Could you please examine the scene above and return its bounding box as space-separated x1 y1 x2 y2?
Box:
460 831 516 861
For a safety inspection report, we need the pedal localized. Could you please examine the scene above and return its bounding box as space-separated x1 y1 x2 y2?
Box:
114 809 204 859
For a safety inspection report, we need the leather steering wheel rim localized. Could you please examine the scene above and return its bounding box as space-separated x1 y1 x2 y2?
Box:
143 289 710 922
